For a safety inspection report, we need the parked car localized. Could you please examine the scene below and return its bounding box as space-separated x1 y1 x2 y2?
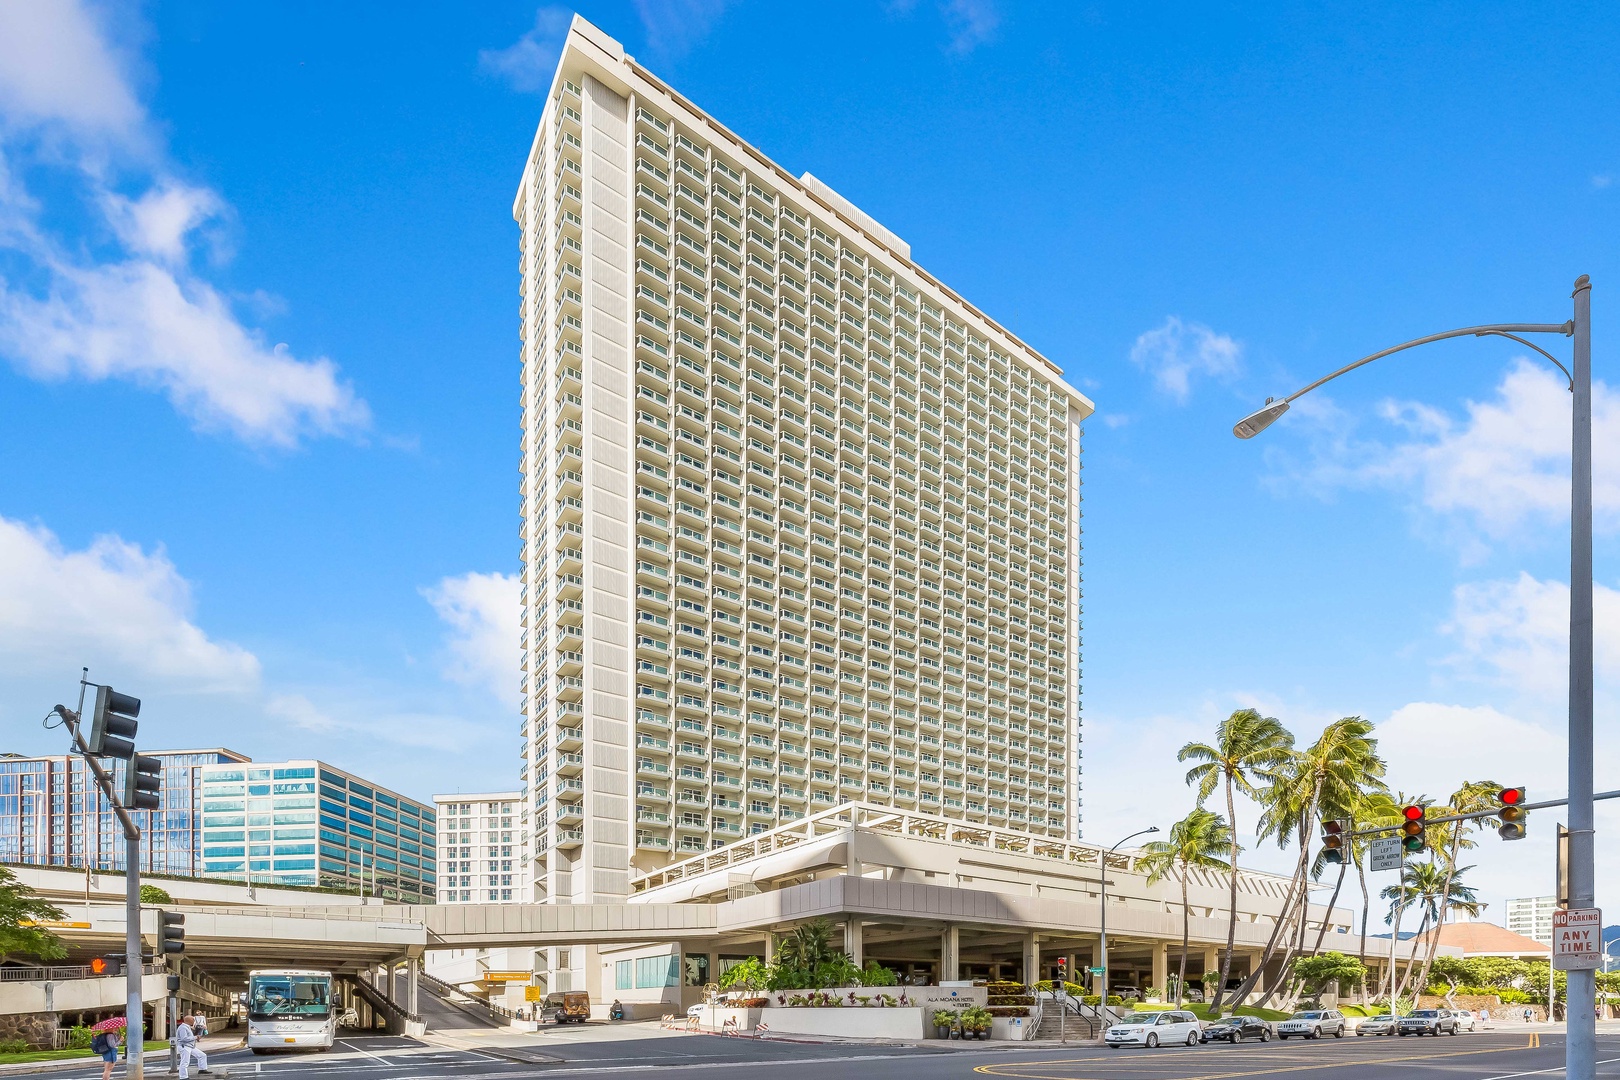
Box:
1276 1009 1347 1039
1200 1015 1272 1043
1111 986 1143 1001
542 991 591 1024
1355 1014 1399 1036
1397 1009 1459 1036
1105 1011 1202 1048
1450 1009 1477 1032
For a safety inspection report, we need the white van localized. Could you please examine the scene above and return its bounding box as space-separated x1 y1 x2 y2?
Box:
1105 1010 1202 1048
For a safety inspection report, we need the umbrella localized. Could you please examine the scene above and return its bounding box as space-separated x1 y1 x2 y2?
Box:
89 1016 127 1033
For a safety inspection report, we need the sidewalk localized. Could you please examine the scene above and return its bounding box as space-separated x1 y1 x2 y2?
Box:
0 1034 242 1077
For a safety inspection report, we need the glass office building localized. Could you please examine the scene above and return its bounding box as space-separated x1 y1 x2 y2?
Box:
199 759 437 902
0 749 248 877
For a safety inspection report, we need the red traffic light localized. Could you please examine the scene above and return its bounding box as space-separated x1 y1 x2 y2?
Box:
1499 788 1524 806
1402 805 1424 821
1323 820 1343 835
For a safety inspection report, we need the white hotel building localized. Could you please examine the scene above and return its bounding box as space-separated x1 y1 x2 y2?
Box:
433 792 528 904
516 16 1094 909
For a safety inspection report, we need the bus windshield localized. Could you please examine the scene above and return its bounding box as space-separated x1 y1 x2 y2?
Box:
249 974 332 1020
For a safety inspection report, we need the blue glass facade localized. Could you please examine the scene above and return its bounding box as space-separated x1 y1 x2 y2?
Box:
0 749 249 877
199 760 436 901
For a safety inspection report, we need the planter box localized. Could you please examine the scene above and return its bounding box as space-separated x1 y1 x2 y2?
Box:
692 1007 763 1032
760 1006 927 1040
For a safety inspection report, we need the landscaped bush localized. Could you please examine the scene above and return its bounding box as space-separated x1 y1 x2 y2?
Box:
986 1006 1030 1017
0 1039 29 1055
65 1027 93 1050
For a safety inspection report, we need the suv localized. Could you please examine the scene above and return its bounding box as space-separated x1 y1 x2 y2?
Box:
1276 1009 1346 1039
542 991 590 1024
1397 1009 1458 1036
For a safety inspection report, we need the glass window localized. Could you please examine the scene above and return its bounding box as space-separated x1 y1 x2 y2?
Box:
684 954 709 987
615 961 634 990
634 955 679 988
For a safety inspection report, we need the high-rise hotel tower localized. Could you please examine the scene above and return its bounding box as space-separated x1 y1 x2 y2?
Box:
516 17 1094 904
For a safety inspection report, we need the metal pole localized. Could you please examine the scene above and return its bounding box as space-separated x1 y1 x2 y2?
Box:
126 832 143 1079
1567 274 1595 1080
167 993 176 1077
1098 864 1108 1008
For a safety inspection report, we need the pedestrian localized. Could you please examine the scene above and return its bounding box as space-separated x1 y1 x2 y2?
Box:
1524 1007 1533 1024
90 1027 121 1080
174 1014 210 1077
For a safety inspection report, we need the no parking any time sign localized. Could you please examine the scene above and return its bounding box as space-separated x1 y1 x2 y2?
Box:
1551 907 1603 970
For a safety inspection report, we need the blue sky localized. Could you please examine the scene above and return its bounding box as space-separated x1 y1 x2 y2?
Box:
1 1 1617 922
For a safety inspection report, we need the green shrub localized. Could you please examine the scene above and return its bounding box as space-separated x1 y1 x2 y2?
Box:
858 961 898 987
66 1026 93 1050
0 1039 30 1055
931 1008 958 1028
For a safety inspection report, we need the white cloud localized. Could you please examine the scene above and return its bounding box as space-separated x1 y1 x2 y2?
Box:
1130 316 1242 403
941 0 1000 53
0 2 370 448
0 258 369 447
422 571 521 710
100 181 224 263
1444 572 1620 700
0 1 143 138
479 7 572 93
632 0 734 57
0 514 259 690
1280 360 1620 543
267 692 488 754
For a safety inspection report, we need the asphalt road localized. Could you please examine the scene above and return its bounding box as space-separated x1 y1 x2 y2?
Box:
37 1028 1620 1079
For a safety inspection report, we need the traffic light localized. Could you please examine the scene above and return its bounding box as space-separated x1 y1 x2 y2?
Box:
1057 956 1068 982
1400 805 1427 854
158 911 185 954
1497 787 1527 841
90 954 123 977
1320 818 1348 864
125 754 162 811
86 685 140 759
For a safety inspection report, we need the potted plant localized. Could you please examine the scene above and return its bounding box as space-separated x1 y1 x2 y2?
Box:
932 1009 956 1039
961 1006 993 1039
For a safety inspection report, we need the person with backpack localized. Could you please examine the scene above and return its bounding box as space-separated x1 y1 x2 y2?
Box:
90 1028 121 1080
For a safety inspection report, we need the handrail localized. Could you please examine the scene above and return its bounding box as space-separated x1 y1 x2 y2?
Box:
0 962 166 983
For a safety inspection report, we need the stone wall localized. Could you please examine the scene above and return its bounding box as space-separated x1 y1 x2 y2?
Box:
0 1011 59 1050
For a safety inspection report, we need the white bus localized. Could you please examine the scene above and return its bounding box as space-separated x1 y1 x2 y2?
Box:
246 969 337 1053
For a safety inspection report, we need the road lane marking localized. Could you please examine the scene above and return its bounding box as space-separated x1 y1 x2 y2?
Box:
974 1035 1548 1080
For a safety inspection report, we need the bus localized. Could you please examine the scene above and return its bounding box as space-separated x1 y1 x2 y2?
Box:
246 969 337 1053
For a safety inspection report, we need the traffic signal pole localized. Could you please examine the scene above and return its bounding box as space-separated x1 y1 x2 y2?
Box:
53 704 144 1079
1342 789 1620 838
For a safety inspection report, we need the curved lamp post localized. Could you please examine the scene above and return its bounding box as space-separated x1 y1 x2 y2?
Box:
1098 826 1159 1006
1232 275 1592 1080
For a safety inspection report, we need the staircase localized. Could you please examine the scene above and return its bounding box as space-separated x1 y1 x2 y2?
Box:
1030 995 1102 1041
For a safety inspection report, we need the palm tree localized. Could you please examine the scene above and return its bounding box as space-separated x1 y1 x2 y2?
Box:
1179 708 1294 1011
1392 859 1483 1001
1236 717 1385 1010
1141 808 1232 1007
1409 781 1499 996
775 918 837 972
1348 790 1400 997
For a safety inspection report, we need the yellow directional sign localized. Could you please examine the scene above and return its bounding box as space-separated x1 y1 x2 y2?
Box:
524 986 542 1002
481 971 532 982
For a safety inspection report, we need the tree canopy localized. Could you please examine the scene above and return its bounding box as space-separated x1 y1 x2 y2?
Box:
0 865 67 962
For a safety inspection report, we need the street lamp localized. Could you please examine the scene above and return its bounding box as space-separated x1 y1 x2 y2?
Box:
1231 276 1593 1080
1098 826 1159 1007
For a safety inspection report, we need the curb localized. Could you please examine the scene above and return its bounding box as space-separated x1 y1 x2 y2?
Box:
0 1039 244 1077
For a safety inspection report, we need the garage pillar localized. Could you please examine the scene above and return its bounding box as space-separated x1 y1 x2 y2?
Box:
845 920 864 968
1151 942 1168 997
407 957 420 1018
941 925 960 983
1023 934 1041 987
1204 947 1220 984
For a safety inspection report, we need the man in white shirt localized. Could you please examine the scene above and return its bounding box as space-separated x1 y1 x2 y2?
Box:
174 1015 210 1077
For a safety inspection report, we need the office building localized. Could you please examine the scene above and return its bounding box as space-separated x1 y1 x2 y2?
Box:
1506 896 1557 946
0 749 248 878
199 759 437 902
515 16 1093 907
434 791 528 903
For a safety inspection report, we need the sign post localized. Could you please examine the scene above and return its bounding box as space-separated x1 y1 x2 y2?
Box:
1554 908 1603 971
